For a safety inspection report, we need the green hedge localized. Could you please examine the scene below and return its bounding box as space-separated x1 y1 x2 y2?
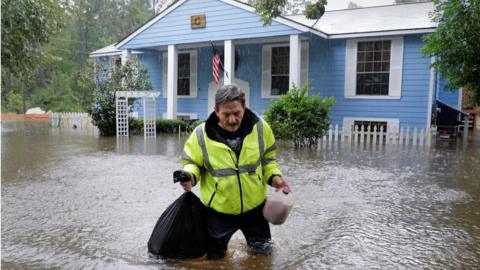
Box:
129 118 203 134
264 82 335 148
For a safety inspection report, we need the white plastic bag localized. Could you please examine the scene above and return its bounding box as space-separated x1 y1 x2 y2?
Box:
263 191 293 225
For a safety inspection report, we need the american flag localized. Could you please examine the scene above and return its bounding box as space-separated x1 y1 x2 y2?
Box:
212 52 221 84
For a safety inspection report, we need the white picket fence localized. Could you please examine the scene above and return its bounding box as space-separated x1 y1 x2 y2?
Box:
319 124 435 147
48 112 95 130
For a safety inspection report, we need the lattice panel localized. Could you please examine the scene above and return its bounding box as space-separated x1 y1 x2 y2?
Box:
143 97 157 138
116 98 129 137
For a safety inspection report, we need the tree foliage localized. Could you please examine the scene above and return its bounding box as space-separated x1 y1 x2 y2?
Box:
421 0 480 104
1 0 66 75
264 83 335 148
1 0 154 114
88 59 153 136
305 0 326 20
254 0 327 25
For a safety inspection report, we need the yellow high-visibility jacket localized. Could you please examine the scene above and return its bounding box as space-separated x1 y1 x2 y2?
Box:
181 116 281 215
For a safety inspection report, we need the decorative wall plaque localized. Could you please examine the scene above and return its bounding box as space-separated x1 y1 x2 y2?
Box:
191 15 206 29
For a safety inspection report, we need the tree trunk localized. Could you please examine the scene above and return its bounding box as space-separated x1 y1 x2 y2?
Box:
79 18 86 70
21 79 26 114
4 67 13 95
38 65 46 87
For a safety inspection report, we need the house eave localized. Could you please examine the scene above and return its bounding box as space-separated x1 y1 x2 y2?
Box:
328 27 437 39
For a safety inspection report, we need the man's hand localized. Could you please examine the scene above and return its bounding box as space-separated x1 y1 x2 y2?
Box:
271 176 292 194
180 172 194 192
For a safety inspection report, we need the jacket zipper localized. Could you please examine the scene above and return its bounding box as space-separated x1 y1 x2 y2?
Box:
229 150 243 214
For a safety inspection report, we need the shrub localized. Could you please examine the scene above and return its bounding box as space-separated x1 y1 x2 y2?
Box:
88 59 153 136
264 82 335 148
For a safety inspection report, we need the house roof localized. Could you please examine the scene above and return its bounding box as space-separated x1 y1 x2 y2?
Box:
89 44 142 58
89 44 121 57
287 2 437 38
90 1 437 56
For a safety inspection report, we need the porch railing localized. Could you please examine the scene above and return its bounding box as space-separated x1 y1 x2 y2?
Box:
319 124 436 147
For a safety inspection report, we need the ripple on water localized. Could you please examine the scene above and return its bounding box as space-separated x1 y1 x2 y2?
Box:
2 129 480 269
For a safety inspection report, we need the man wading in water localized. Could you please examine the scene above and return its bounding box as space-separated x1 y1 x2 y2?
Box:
178 84 292 259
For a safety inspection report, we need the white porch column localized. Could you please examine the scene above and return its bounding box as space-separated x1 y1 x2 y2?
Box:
121 49 132 64
289 34 301 88
224 40 235 85
166 45 178 119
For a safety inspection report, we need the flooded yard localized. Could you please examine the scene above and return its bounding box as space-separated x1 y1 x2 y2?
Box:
2 120 479 269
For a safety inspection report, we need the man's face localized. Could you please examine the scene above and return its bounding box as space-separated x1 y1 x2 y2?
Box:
215 100 245 132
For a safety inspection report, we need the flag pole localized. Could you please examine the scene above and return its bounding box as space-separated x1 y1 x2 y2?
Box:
210 41 229 79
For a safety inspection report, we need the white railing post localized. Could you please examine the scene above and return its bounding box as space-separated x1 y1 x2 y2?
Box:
419 128 425 146
426 127 431 147
352 125 357 145
405 127 411 146
334 124 339 146
328 125 333 145
413 127 418 146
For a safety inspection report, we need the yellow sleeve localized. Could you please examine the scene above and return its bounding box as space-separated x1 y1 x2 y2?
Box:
180 124 204 185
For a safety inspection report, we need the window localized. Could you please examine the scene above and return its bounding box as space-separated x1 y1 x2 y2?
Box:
163 50 197 98
345 37 403 99
343 117 399 133
271 46 290 96
262 43 309 98
354 120 387 132
356 41 390 96
177 53 190 96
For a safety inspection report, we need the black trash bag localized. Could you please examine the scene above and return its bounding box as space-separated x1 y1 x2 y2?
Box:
148 191 208 259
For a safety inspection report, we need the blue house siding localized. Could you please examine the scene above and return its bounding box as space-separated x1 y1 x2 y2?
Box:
308 34 433 129
145 43 297 119
437 76 460 109
136 34 440 128
121 0 301 49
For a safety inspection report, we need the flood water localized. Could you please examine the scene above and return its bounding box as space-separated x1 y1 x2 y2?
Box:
2 119 480 269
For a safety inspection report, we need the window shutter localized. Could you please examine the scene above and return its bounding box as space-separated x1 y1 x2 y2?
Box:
300 43 309 89
344 39 357 98
261 46 272 98
389 37 403 99
162 52 167 97
189 50 197 98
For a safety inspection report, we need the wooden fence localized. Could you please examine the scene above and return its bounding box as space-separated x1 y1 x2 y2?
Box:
319 124 435 147
48 112 95 131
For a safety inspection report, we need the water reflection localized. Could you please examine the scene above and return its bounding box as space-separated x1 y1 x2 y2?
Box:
1 120 479 269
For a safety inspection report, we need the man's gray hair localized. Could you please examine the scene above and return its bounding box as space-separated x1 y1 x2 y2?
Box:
215 84 245 108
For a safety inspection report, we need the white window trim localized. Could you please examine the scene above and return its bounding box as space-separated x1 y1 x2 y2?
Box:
343 117 400 133
261 43 309 98
344 36 403 100
162 112 198 120
163 50 197 99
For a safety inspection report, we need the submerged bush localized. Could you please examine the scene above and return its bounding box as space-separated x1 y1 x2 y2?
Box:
264 82 335 148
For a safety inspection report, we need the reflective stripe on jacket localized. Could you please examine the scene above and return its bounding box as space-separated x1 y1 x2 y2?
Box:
181 118 282 215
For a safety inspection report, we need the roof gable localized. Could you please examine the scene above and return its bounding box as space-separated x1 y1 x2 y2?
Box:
287 2 436 38
118 0 306 49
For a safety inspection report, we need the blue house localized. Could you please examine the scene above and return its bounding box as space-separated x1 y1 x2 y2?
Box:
89 0 462 132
